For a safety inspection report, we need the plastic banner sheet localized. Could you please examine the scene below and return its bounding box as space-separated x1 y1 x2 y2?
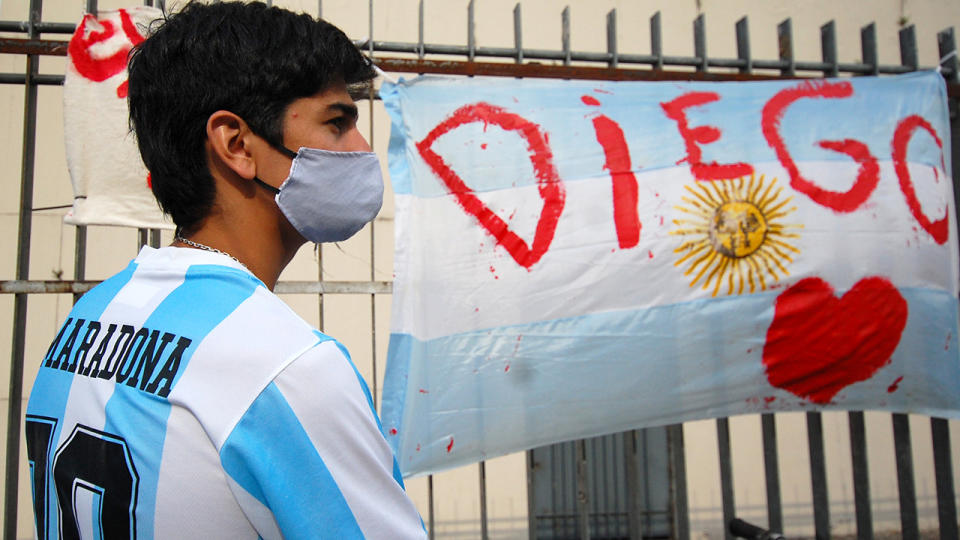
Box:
380 72 959 476
63 7 172 229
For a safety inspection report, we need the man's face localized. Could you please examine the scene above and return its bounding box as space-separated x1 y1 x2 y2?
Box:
282 81 369 153
255 81 370 187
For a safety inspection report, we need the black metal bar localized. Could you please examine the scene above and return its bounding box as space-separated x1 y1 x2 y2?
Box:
561 6 571 66
861 23 879 76
417 0 424 59
668 424 689 540
892 413 919 540
777 19 795 77
806 412 830 539
479 461 489 540
717 418 735 540
576 439 590 539
650 12 663 71
3 31 956 81
931 418 957 540
848 411 873 539
693 14 706 73
513 3 522 63
467 0 475 63
625 431 640 539
149 228 161 248
428 474 435 540
4 1 41 537
736 17 751 74
606 9 617 68
0 20 75 33
761 414 783 533
526 450 537 539
0 73 64 85
73 226 87 305
821 21 839 77
899 25 918 71
939 28 959 83
0 279 391 295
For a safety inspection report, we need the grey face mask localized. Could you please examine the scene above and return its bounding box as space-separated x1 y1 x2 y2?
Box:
255 146 384 244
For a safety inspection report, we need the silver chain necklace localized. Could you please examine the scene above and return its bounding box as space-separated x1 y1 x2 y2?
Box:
175 235 248 270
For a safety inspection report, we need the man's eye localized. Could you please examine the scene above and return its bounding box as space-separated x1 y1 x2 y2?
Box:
329 117 348 132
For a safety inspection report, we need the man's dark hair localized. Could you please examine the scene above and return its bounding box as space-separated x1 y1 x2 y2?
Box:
128 1 376 233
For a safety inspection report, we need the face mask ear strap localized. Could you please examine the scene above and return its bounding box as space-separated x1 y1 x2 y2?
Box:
253 177 282 194
276 145 299 159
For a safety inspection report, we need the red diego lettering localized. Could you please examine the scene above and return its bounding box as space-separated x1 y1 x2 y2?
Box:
660 91 754 181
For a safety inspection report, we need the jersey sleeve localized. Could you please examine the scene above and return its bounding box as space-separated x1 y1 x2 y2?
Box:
218 339 426 540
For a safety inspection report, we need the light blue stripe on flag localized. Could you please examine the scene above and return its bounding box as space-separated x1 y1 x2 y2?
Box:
220 382 364 539
387 287 960 475
103 265 259 538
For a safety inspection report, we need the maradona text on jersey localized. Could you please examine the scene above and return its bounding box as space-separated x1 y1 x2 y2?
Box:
42 318 192 398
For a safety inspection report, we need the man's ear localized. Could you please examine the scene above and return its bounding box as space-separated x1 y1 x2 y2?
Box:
206 110 257 180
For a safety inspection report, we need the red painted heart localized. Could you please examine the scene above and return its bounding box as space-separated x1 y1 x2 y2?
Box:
762 276 908 404
416 102 566 269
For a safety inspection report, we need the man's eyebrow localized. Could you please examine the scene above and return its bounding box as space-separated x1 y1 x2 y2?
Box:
327 102 359 120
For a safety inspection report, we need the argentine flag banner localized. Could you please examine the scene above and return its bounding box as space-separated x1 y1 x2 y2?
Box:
380 71 960 477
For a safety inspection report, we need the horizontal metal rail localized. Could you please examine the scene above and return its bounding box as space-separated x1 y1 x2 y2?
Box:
1 23 958 95
0 279 392 295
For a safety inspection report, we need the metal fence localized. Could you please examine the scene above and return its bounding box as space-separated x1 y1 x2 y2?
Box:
1 0 959 538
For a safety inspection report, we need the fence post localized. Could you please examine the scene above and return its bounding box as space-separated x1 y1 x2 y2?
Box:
892 414 919 540
650 12 662 71
4 1 42 537
806 412 830 539
735 16 751 74
668 424 689 540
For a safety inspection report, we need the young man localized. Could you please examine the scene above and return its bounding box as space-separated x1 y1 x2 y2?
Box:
25 2 425 538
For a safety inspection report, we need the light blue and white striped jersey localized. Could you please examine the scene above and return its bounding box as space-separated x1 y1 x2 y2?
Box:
26 246 425 539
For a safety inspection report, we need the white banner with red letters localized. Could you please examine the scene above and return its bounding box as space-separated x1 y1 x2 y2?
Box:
380 72 960 476
63 7 172 229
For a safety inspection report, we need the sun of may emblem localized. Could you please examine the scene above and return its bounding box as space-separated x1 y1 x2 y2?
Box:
671 174 801 296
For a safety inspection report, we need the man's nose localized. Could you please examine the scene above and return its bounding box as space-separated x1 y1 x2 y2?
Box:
347 128 372 152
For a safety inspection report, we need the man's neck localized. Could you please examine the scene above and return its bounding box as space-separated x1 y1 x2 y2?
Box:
175 211 304 291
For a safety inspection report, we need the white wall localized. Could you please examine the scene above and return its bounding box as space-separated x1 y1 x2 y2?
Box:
1 0 959 538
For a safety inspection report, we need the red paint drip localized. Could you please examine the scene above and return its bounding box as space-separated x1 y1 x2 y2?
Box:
660 91 753 181
581 95 601 106
504 364 510 372
418 388 429 394
887 376 904 393
648 250 654 259
764 396 776 404
892 114 948 244
416 444 421 452
416 102 565 269
762 276 908 404
146 172 152 189
389 428 398 435
446 437 454 453
481 143 488 149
